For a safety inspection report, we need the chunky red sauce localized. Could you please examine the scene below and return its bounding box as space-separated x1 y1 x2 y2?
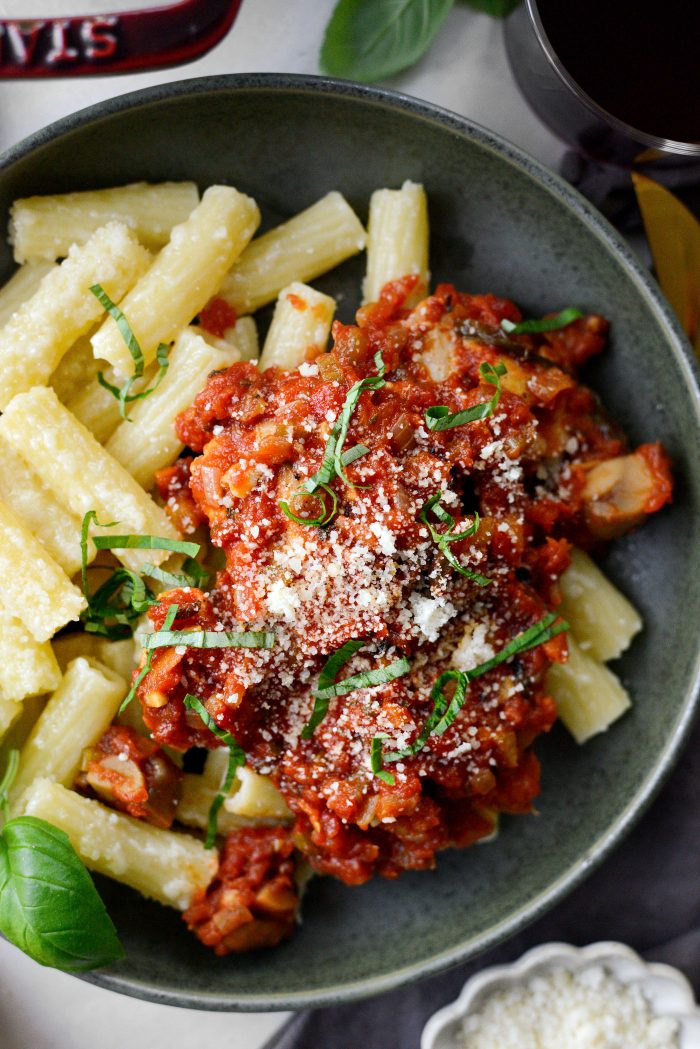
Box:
183 826 299 954
76 725 182 829
138 281 671 942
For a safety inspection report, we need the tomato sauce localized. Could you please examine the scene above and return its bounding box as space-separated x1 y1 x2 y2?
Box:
142 282 672 901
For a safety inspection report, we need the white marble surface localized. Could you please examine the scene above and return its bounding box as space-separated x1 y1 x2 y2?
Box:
0 2 563 1046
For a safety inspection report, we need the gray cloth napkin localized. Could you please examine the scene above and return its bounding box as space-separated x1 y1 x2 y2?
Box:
264 713 700 1049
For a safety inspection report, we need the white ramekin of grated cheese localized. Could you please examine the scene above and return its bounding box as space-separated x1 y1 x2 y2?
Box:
421 942 700 1049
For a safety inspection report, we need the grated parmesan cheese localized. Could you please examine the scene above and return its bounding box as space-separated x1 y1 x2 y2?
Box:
409 592 458 642
460 965 679 1049
452 621 495 670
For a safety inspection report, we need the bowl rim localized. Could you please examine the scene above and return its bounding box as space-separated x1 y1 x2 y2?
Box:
421 940 700 1049
2 72 699 1012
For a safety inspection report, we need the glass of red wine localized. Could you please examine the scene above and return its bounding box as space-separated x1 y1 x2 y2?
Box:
504 0 700 224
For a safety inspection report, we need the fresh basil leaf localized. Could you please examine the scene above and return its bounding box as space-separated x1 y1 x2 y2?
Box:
0 816 123 972
461 0 520 16
280 482 338 527
279 353 384 527
314 656 411 700
425 361 506 432
321 0 454 84
420 491 490 585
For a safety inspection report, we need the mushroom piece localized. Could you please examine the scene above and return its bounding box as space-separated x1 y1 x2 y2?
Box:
582 443 672 540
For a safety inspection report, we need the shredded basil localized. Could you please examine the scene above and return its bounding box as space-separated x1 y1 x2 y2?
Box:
500 308 583 336
425 361 506 432
83 567 154 638
80 512 149 639
141 629 274 651
280 481 338 527
383 612 568 763
92 533 200 558
79 513 206 640
314 657 411 701
420 491 490 585
141 560 210 590
0 749 19 824
90 283 170 421
280 351 386 527
302 639 410 739
119 603 179 714
183 693 246 849
370 735 395 785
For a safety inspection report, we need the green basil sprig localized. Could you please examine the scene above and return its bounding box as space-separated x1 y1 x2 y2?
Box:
372 612 568 773
279 350 386 526
370 735 396 785
141 629 275 651
119 602 179 714
183 694 246 849
91 283 170 421
320 0 520 84
79 511 207 641
0 751 123 972
302 638 411 739
500 308 583 336
420 491 490 584
425 360 506 432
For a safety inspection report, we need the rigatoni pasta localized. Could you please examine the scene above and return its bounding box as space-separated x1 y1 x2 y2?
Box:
178 772 244 836
10 181 199 262
0 260 55 326
225 767 292 822
0 611 61 703
91 186 260 376
217 191 366 315
105 327 240 489
260 281 336 371
52 633 136 682
10 657 126 805
0 699 21 744
21 778 218 910
558 547 643 662
0 497 85 642
0 222 150 408
229 316 259 361
0 433 83 575
0 386 179 572
49 335 98 403
62 371 130 444
547 636 632 744
362 179 429 306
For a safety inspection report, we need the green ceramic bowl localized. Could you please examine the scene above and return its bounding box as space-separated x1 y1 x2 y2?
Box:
2 74 698 1011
